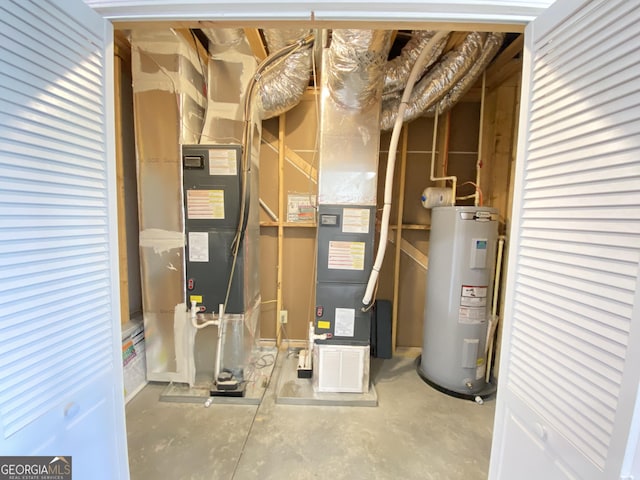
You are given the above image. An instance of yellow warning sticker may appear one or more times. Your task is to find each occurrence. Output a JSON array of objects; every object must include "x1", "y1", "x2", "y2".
[
  {"x1": 190, "y1": 295, "x2": 203, "y2": 303},
  {"x1": 317, "y1": 321, "x2": 330, "y2": 329}
]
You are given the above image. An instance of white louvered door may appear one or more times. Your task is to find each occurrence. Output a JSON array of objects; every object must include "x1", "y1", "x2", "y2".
[
  {"x1": 490, "y1": 0, "x2": 640, "y2": 479},
  {"x1": 0, "y1": 1, "x2": 129, "y2": 478}
]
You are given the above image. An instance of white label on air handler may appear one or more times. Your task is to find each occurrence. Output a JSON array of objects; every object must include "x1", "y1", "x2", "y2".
[
  {"x1": 342, "y1": 208, "x2": 370, "y2": 234},
  {"x1": 328, "y1": 241, "x2": 365, "y2": 271},
  {"x1": 334, "y1": 308, "x2": 355, "y2": 337},
  {"x1": 187, "y1": 189, "x2": 225, "y2": 220},
  {"x1": 208, "y1": 149, "x2": 237, "y2": 176},
  {"x1": 188, "y1": 232, "x2": 209, "y2": 262}
]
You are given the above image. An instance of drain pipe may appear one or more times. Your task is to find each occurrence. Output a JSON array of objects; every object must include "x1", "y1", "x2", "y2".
[
  {"x1": 189, "y1": 300, "x2": 226, "y2": 380},
  {"x1": 475, "y1": 71, "x2": 486, "y2": 206},
  {"x1": 214, "y1": 303, "x2": 225, "y2": 381},
  {"x1": 485, "y1": 236, "x2": 505, "y2": 382},
  {"x1": 362, "y1": 31, "x2": 448, "y2": 306},
  {"x1": 429, "y1": 108, "x2": 457, "y2": 202}
]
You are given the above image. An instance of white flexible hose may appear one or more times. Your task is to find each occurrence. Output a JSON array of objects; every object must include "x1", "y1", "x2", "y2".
[{"x1": 362, "y1": 31, "x2": 448, "y2": 306}]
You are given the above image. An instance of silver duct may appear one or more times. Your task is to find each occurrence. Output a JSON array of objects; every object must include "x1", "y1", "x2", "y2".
[
  {"x1": 327, "y1": 29, "x2": 393, "y2": 110},
  {"x1": 257, "y1": 29, "x2": 313, "y2": 119},
  {"x1": 198, "y1": 28, "x2": 257, "y2": 145},
  {"x1": 383, "y1": 30, "x2": 450, "y2": 96},
  {"x1": 424, "y1": 32, "x2": 505, "y2": 116},
  {"x1": 200, "y1": 28, "x2": 245, "y2": 52},
  {"x1": 380, "y1": 32, "x2": 486, "y2": 130}
]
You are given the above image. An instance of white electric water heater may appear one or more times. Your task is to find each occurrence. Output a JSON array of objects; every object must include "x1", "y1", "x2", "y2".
[{"x1": 419, "y1": 206, "x2": 498, "y2": 397}]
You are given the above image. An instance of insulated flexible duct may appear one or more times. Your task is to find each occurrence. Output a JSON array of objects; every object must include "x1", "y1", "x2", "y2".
[
  {"x1": 257, "y1": 29, "x2": 313, "y2": 119},
  {"x1": 425, "y1": 32, "x2": 505, "y2": 116},
  {"x1": 327, "y1": 29, "x2": 392, "y2": 110},
  {"x1": 380, "y1": 32, "x2": 485, "y2": 130},
  {"x1": 383, "y1": 30, "x2": 450, "y2": 96}
]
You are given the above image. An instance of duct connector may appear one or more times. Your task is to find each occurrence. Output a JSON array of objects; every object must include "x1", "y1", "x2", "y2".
[
  {"x1": 380, "y1": 32, "x2": 487, "y2": 130},
  {"x1": 256, "y1": 29, "x2": 314, "y2": 120},
  {"x1": 327, "y1": 29, "x2": 393, "y2": 110},
  {"x1": 382, "y1": 30, "x2": 450, "y2": 97},
  {"x1": 424, "y1": 32, "x2": 505, "y2": 116}
]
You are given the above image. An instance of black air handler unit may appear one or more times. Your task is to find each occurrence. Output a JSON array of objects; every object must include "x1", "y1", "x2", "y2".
[{"x1": 182, "y1": 144, "x2": 258, "y2": 315}]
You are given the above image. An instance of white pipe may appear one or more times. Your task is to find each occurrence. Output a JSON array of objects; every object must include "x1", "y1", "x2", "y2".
[
  {"x1": 190, "y1": 300, "x2": 219, "y2": 330},
  {"x1": 362, "y1": 31, "x2": 448, "y2": 306},
  {"x1": 429, "y1": 108, "x2": 457, "y2": 201},
  {"x1": 259, "y1": 198, "x2": 279, "y2": 222},
  {"x1": 492, "y1": 235, "x2": 505, "y2": 318},
  {"x1": 485, "y1": 235, "x2": 506, "y2": 382},
  {"x1": 475, "y1": 71, "x2": 486, "y2": 206},
  {"x1": 214, "y1": 303, "x2": 225, "y2": 380}
]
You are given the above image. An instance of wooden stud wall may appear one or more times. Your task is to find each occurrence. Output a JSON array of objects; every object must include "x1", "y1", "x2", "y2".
[
  {"x1": 114, "y1": 36, "x2": 130, "y2": 325},
  {"x1": 114, "y1": 32, "x2": 143, "y2": 325}
]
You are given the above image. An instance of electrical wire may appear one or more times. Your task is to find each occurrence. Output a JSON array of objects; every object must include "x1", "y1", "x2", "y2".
[
  {"x1": 254, "y1": 353, "x2": 275, "y2": 369},
  {"x1": 305, "y1": 42, "x2": 321, "y2": 333},
  {"x1": 230, "y1": 349, "x2": 279, "y2": 478},
  {"x1": 457, "y1": 181, "x2": 484, "y2": 206}
]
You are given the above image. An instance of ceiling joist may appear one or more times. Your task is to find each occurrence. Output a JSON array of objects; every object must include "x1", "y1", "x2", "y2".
[{"x1": 484, "y1": 34, "x2": 523, "y2": 90}]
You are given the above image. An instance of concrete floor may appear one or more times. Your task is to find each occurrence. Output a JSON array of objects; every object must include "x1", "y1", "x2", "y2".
[{"x1": 126, "y1": 350, "x2": 495, "y2": 480}]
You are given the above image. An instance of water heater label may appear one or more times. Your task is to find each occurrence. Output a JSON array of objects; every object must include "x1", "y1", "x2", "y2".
[
  {"x1": 461, "y1": 285, "x2": 487, "y2": 298},
  {"x1": 458, "y1": 306, "x2": 486, "y2": 325},
  {"x1": 187, "y1": 189, "x2": 225, "y2": 219},
  {"x1": 341, "y1": 208, "x2": 370, "y2": 234},
  {"x1": 208, "y1": 149, "x2": 237, "y2": 176},
  {"x1": 334, "y1": 308, "x2": 355, "y2": 337},
  {"x1": 461, "y1": 297, "x2": 487, "y2": 307},
  {"x1": 188, "y1": 232, "x2": 209, "y2": 262},
  {"x1": 328, "y1": 241, "x2": 365, "y2": 270},
  {"x1": 460, "y1": 285, "x2": 487, "y2": 322}
]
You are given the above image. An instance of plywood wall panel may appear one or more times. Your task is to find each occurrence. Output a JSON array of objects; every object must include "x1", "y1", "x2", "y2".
[
  {"x1": 259, "y1": 229, "x2": 278, "y2": 339},
  {"x1": 281, "y1": 229, "x2": 317, "y2": 340},
  {"x1": 396, "y1": 254, "x2": 427, "y2": 347},
  {"x1": 284, "y1": 96, "x2": 319, "y2": 152},
  {"x1": 449, "y1": 102, "x2": 481, "y2": 152},
  {"x1": 403, "y1": 152, "x2": 434, "y2": 225}
]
